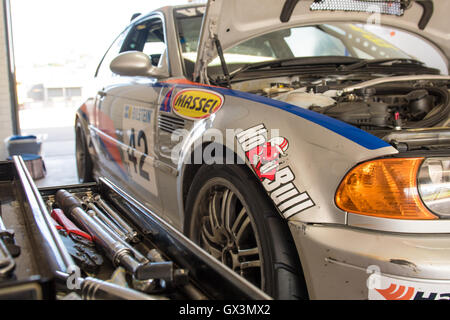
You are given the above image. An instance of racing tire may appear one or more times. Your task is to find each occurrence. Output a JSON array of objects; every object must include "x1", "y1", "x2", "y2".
[
  {"x1": 75, "y1": 119, "x2": 94, "y2": 183},
  {"x1": 185, "y1": 164, "x2": 308, "y2": 300}
]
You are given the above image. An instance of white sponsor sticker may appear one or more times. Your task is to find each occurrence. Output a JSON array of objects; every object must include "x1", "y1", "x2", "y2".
[
  {"x1": 122, "y1": 105, "x2": 158, "y2": 196},
  {"x1": 369, "y1": 273, "x2": 450, "y2": 300},
  {"x1": 236, "y1": 124, "x2": 314, "y2": 219}
]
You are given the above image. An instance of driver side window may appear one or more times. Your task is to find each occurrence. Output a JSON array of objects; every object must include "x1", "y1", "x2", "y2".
[
  {"x1": 96, "y1": 27, "x2": 130, "y2": 79},
  {"x1": 122, "y1": 17, "x2": 168, "y2": 69}
]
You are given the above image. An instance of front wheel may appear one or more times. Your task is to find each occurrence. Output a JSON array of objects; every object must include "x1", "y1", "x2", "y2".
[{"x1": 185, "y1": 164, "x2": 308, "y2": 300}]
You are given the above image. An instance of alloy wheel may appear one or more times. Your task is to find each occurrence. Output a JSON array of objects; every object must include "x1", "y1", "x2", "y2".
[{"x1": 195, "y1": 183, "x2": 264, "y2": 289}]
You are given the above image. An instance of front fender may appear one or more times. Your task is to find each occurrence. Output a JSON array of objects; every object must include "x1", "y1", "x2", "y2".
[{"x1": 176, "y1": 86, "x2": 398, "y2": 226}]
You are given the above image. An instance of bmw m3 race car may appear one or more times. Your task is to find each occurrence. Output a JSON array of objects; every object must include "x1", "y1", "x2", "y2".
[{"x1": 76, "y1": 0, "x2": 450, "y2": 300}]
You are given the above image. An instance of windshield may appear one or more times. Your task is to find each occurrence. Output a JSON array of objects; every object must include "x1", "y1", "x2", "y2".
[
  {"x1": 174, "y1": 7, "x2": 441, "y2": 78},
  {"x1": 228, "y1": 24, "x2": 412, "y2": 61}
]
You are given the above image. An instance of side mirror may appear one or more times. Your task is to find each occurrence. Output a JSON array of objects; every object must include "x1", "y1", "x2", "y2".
[{"x1": 110, "y1": 51, "x2": 169, "y2": 79}]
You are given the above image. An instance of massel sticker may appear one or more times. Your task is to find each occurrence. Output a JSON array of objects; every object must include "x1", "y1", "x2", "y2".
[{"x1": 172, "y1": 89, "x2": 224, "y2": 120}]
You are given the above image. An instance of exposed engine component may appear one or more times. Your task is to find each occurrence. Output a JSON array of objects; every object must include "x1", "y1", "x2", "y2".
[
  {"x1": 265, "y1": 78, "x2": 449, "y2": 131},
  {"x1": 407, "y1": 89, "x2": 435, "y2": 120},
  {"x1": 382, "y1": 128, "x2": 450, "y2": 152},
  {"x1": 318, "y1": 100, "x2": 391, "y2": 128},
  {"x1": 260, "y1": 77, "x2": 450, "y2": 151},
  {"x1": 311, "y1": 86, "x2": 450, "y2": 130},
  {"x1": 263, "y1": 82, "x2": 294, "y2": 96},
  {"x1": 277, "y1": 89, "x2": 336, "y2": 108}
]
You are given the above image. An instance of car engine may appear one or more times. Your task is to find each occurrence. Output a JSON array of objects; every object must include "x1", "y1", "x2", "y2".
[
  {"x1": 313, "y1": 86, "x2": 449, "y2": 131},
  {"x1": 237, "y1": 76, "x2": 450, "y2": 151}
]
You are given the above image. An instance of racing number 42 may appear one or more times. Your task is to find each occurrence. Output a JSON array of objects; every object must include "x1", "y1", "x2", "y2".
[{"x1": 127, "y1": 128, "x2": 150, "y2": 181}]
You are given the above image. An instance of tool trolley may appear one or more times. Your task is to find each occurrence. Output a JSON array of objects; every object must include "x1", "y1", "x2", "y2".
[{"x1": 0, "y1": 156, "x2": 270, "y2": 300}]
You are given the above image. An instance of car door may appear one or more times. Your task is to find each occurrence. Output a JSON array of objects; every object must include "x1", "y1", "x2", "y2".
[
  {"x1": 113, "y1": 16, "x2": 171, "y2": 214},
  {"x1": 89, "y1": 27, "x2": 131, "y2": 185},
  {"x1": 92, "y1": 16, "x2": 170, "y2": 215}
]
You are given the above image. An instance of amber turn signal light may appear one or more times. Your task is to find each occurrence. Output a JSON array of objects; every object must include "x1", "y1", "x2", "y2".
[{"x1": 336, "y1": 158, "x2": 438, "y2": 220}]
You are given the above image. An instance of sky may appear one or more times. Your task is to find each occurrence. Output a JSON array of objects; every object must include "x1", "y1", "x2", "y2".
[{"x1": 10, "y1": 0, "x2": 196, "y2": 69}]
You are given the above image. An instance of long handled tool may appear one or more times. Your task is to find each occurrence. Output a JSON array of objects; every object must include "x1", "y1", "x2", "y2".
[
  {"x1": 55, "y1": 190, "x2": 179, "y2": 284},
  {"x1": 56, "y1": 190, "x2": 171, "y2": 281},
  {"x1": 55, "y1": 271, "x2": 165, "y2": 300},
  {"x1": 93, "y1": 195, "x2": 139, "y2": 243},
  {"x1": 83, "y1": 199, "x2": 130, "y2": 243}
]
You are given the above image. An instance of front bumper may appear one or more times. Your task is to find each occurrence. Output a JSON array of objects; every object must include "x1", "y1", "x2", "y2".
[{"x1": 289, "y1": 221, "x2": 450, "y2": 300}]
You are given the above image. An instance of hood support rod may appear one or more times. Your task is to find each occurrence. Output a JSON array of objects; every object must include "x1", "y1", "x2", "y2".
[{"x1": 214, "y1": 35, "x2": 231, "y2": 88}]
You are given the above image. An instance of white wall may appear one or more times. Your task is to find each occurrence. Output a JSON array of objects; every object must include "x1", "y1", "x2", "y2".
[{"x1": 0, "y1": 0, "x2": 13, "y2": 160}]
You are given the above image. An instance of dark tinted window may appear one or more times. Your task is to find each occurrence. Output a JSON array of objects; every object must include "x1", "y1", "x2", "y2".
[
  {"x1": 122, "y1": 18, "x2": 166, "y2": 67},
  {"x1": 175, "y1": 7, "x2": 205, "y2": 78}
]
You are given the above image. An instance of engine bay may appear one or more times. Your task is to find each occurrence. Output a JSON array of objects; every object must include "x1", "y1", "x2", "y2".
[{"x1": 233, "y1": 75, "x2": 450, "y2": 151}]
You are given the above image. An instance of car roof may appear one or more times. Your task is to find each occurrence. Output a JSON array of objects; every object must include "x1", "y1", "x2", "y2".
[{"x1": 131, "y1": 4, "x2": 205, "y2": 24}]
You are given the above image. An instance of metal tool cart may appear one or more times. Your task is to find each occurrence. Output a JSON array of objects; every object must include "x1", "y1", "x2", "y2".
[{"x1": 0, "y1": 156, "x2": 270, "y2": 300}]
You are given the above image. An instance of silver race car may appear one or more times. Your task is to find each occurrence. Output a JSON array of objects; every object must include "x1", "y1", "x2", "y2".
[{"x1": 76, "y1": 0, "x2": 450, "y2": 300}]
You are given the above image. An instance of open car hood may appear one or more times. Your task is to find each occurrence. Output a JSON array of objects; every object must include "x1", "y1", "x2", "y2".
[{"x1": 194, "y1": 0, "x2": 449, "y2": 81}]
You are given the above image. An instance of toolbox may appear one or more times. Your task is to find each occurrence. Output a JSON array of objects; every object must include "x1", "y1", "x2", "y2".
[
  {"x1": 5, "y1": 135, "x2": 42, "y2": 157},
  {"x1": 0, "y1": 156, "x2": 270, "y2": 300}
]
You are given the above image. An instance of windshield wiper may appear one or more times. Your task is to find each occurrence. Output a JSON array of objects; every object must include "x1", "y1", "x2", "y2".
[
  {"x1": 229, "y1": 56, "x2": 361, "y2": 81},
  {"x1": 223, "y1": 57, "x2": 434, "y2": 86},
  {"x1": 338, "y1": 58, "x2": 425, "y2": 72}
]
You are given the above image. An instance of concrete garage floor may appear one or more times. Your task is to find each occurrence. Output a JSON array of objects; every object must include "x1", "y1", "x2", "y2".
[
  {"x1": 20, "y1": 106, "x2": 80, "y2": 188},
  {"x1": 38, "y1": 127, "x2": 78, "y2": 188},
  {"x1": 23, "y1": 126, "x2": 79, "y2": 188}
]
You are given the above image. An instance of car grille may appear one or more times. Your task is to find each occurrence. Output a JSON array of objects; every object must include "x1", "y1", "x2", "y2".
[{"x1": 158, "y1": 114, "x2": 186, "y2": 134}]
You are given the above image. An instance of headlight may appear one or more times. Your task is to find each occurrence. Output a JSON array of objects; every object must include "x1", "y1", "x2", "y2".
[
  {"x1": 418, "y1": 158, "x2": 450, "y2": 217},
  {"x1": 336, "y1": 158, "x2": 438, "y2": 220}
]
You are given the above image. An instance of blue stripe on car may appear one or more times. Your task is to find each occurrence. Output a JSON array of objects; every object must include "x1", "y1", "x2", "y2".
[{"x1": 157, "y1": 83, "x2": 391, "y2": 151}]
